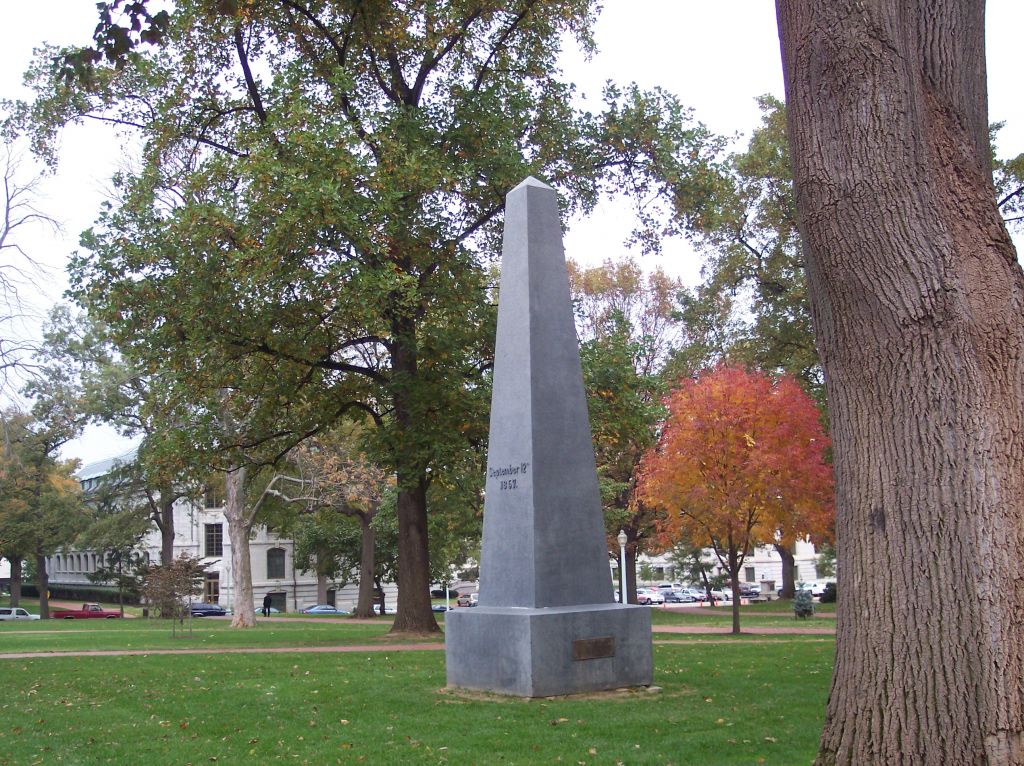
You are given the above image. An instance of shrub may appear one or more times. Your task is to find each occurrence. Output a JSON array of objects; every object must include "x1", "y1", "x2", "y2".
[
  {"x1": 820, "y1": 582, "x2": 837, "y2": 604},
  {"x1": 793, "y1": 589, "x2": 815, "y2": 618}
]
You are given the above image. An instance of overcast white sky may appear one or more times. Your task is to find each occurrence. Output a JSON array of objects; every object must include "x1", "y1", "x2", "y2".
[{"x1": 1, "y1": 2, "x2": 1022, "y2": 463}]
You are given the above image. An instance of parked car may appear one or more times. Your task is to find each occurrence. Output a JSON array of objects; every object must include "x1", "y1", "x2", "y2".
[
  {"x1": 0, "y1": 607, "x2": 40, "y2": 621},
  {"x1": 739, "y1": 583, "x2": 762, "y2": 598},
  {"x1": 456, "y1": 592, "x2": 478, "y2": 607},
  {"x1": 636, "y1": 588, "x2": 665, "y2": 605},
  {"x1": 663, "y1": 590, "x2": 694, "y2": 604},
  {"x1": 51, "y1": 603, "x2": 122, "y2": 619},
  {"x1": 431, "y1": 604, "x2": 451, "y2": 612},
  {"x1": 189, "y1": 602, "x2": 227, "y2": 617},
  {"x1": 301, "y1": 604, "x2": 348, "y2": 615},
  {"x1": 807, "y1": 580, "x2": 834, "y2": 597},
  {"x1": 708, "y1": 588, "x2": 731, "y2": 602},
  {"x1": 657, "y1": 582, "x2": 682, "y2": 590}
]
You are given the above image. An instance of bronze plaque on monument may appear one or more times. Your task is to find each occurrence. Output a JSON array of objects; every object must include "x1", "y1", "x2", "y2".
[{"x1": 572, "y1": 636, "x2": 616, "y2": 661}]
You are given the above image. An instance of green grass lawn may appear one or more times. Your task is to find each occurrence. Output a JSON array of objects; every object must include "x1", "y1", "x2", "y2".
[
  {"x1": 0, "y1": 603, "x2": 832, "y2": 655},
  {"x1": 0, "y1": 617, "x2": 433, "y2": 654},
  {"x1": 648, "y1": 602, "x2": 835, "y2": 630},
  {"x1": 0, "y1": 619, "x2": 832, "y2": 765}
]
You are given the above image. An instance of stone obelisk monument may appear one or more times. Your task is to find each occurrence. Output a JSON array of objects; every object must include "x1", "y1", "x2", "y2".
[{"x1": 445, "y1": 177, "x2": 653, "y2": 697}]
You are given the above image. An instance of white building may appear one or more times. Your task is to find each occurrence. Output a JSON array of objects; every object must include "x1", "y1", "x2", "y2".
[
  {"x1": 45, "y1": 453, "x2": 393, "y2": 613},
  {"x1": 637, "y1": 539, "x2": 827, "y2": 591}
]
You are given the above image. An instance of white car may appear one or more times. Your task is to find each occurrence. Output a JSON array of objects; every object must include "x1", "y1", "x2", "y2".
[
  {"x1": 0, "y1": 607, "x2": 40, "y2": 621},
  {"x1": 804, "y1": 581, "x2": 835, "y2": 597},
  {"x1": 636, "y1": 588, "x2": 665, "y2": 605}
]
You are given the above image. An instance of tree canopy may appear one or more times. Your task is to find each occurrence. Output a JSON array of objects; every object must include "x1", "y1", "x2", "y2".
[{"x1": 14, "y1": 0, "x2": 724, "y2": 632}]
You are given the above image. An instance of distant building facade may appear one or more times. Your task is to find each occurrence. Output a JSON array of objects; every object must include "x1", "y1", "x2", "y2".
[
  {"x1": 636, "y1": 539, "x2": 826, "y2": 591},
  {"x1": 44, "y1": 451, "x2": 394, "y2": 613}
]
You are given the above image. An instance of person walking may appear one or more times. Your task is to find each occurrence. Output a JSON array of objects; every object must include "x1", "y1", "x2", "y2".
[{"x1": 262, "y1": 593, "x2": 272, "y2": 618}]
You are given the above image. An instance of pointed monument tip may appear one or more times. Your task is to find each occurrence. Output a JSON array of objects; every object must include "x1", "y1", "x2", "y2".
[{"x1": 511, "y1": 176, "x2": 553, "y2": 193}]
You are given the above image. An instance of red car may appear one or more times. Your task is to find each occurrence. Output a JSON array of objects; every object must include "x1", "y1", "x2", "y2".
[{"x1": 51, "y1": 603, "x2": 122, "y2": 619}]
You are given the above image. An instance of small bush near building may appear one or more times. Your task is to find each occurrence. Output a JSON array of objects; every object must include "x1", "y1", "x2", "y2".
[
  {"x1": 793, "y1": 589, "x2": 815, "y2": 619},
  {"x1": 819, "y1": 582, "x2": 837, "y2": 603}
]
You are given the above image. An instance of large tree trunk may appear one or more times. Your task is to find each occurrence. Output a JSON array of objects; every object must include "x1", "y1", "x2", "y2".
[
  {"x1": 35, "y1": 553, "x2": 49, "y2": 619},
  {"x1": 388, "y1": 323, "x2": 440, "y2": 635},
  {"x1": 9, "y1": 556, "x2": 22, "y2": 607},
  {"x1": 316, "y1": 573, "x2": 328, "y2": 605},
  {"x1": 156, "y1": 488, "x2": 176, "y2": 565},
  {"x1": 390, "y1": 478, "x2": 439, "y2": 634},
  {"x1": 774, "y1": 543, "x2": 796, "y2": 599},
  {"x1": 224, "y1": 467, "x2": 257, "y2": 628},
  {"x1": 353, "y1": 514, "x2": 377, "y2": 618},
  {"x1": 777, "y1": 2, "x2": 1024, "y2": 763},
  {"x1": 727, "y1": 543, "x2": 740, "y2": 635}
]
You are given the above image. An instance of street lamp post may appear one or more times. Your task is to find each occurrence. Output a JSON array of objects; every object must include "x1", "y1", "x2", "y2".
[{"x1": 617, "y1": 530, "x2": 628, "y2": 605}]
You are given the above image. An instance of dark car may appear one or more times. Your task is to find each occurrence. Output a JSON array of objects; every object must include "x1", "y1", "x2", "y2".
[
  {"x1": 189, "y1": 602, "x2": 227, "y2": 617},
  {"x1": 663, "y1": 590, "x2": 694, "y2": 603},
  {"x1": 431, "y1": 604, "x2": 451, "y2": 612},
  {"x1": 301, "y1": 604, "x2": 349, "y2": 615}
]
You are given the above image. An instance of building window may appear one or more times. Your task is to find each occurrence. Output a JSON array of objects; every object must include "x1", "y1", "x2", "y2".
[
  {"x1": 204, "y1": 484, "x2": 225, "y2": 509},
  {"x1": 204, "y1": 572, "x2": 220, "y2": 604},
  {"x1": 744, "y1": 567, "x2": 755, "y2": 583},
  {"x1": 205, "y1": 524, "x2": 223, "y2": 557},
  {"x1": 267, "y1": 548, "x2": 286, "y2": 579},
  {"x1": 268, "y1": 591, "x2": 287, "y2": 612}
]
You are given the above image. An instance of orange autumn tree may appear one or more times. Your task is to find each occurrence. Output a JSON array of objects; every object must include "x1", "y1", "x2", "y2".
[{"x1": 640, "y1": 364, "x2": 833, "y2": 633}]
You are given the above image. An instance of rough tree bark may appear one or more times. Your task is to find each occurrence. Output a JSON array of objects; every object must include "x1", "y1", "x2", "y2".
[
  {"x1": 154, "y1": 487, "x2": 176, "y2": 566},
  {"x1": 773, "y1": 543, "x2": 796, "y2": 599},
  {"x1": 387, "y1": 319, "x2": 440, "y2": 635},
  {"x1": 224, "y1": 466, "x2": 257, "y2": 629},
  {"x1": 777, "y1": 1, "x2": 1024, "y2": 763},
  {"x1": 726, "y1": 542, "x2": 741, "y2": 635},
  {"x1": 353, "y1": 515, "x2": 377, "y2": 619},
  {"x1": 35, "y1": 552, "x2": 49, "y2": 619},
  {"x1": 9, "y1": 556, "x2": 21, "y2": 607},
  {"x1": 390, "y1": 478, "x2": 439, "y2": 634}
]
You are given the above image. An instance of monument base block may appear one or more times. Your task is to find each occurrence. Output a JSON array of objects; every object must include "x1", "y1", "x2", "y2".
[{"x1": 445, "y1": 603, "x2": 653, "y2": 697}]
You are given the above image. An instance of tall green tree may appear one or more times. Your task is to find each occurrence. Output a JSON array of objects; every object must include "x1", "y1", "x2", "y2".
[
  {"x1": 0, "y1": 410, "x2": 87, "y2": 618},
  {"x1": 678, "y1": 95, "x2": 822, "y2": 399},
  {"x1": 287, "y1": 428, "x2": 393, "y2": 618},
  {"x1": 992, "y1": 122, "x2": 1024, "y2": 233},
  {"x1": 571, "y1": 259, "x2": 685, "y2": 603},
  {"x1": 17, "y1": 1, "x2": 721, "y2": 633}
]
